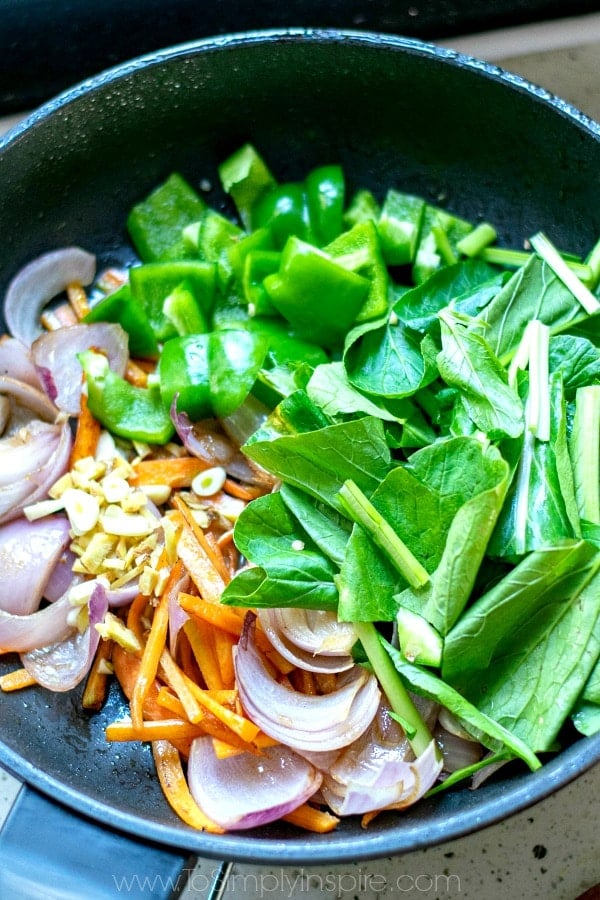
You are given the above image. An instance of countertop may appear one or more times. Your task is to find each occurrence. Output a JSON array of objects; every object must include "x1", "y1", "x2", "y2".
[{"x1": 1, "y1": 15, "x2": 599, "y2": 900}]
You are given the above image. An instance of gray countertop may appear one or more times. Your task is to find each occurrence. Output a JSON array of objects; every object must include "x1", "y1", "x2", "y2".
[{"x1": 1, "y1": 16, "x2": 599, "y2": 899}]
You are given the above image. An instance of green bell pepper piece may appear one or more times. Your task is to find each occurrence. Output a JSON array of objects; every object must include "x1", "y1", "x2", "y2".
[
  {"x1": 162, "y1": 279, "x2": 209, "y2": 336},
  {"x1": 343, "y1": 189, "x2": 381, "y2": 229},
  {"x1": 218, "y1": 144, "x2": 276, "y2": 230},
  {"x1": 83, "y1": 284, "x2": 158, "y2": 359},
  {"x1": 325, "y1": 220, "x2": 389, "y2": 321},
  {"x1": 264, "y1": 237, "x2": 370, "y2": 347},
  {"x1": 129, "y1": 261, "x2": 216, "y2": 341},
  {"x1": 79, "y1": 350, "x2": 174, "y2": 444},
  {"x1": 242, "y1": 250, "x2": 281, "y2": 316},
  {"x1": 195, "y1": 208, "x2": 244, "y2": 290},
  {"x1": 228, "y1": 226, "x2": 275, "y2": 282},
  {"x1": 241, "y1": 317, "x2": 329, "y2": 369},
  {"x1": 158, "y1": 334, "x2": 211, "y2": 420},
  {"x1": 159, "y1": 329, "x2": 270, "y2": 420},
  {"x1": 377, "y1": 190, "x2": 426, "y2": 266},
  {"x1": 252, "y1": 182, "x2": 315, "y2": 249},
  {"x1": 127, "y1": 173, "x2": 207, "y2": 262},
  {"x1": 304, "y1": 164, "x2": 345, "y2": 246}
]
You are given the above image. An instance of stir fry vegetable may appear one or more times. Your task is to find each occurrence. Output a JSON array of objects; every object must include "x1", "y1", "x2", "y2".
[{"x1": 1, "y1": 143, "x2": 600, "y2": 833}]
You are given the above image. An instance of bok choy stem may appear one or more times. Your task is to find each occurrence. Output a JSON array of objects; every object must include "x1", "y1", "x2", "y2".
[
  {"x1": 337, "y1": 479, "x2": 429, "y2": 589},
  {"x1": 570, "y1": 385, "x2": 600, "y2": 525},
  {"x1": 530, "y1": 231, "x2": 600, "y2": 313},
  {"x1": 354, "y1": 621, "x2": 435, "y2": 758}
]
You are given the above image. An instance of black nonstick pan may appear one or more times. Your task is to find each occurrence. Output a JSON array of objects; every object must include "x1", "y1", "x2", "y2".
[{"x1": 0, "y1": 29, "x2": 599, "y2": 898}]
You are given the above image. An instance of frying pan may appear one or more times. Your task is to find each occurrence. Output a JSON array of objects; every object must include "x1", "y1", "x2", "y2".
[{"x1": 1, "y1": 29, "x2": 600, "y2": 897}]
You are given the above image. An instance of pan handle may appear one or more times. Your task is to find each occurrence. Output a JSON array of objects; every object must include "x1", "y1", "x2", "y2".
[{"x1": 0, "y1": 783, "x2": 198, "y2": 899}]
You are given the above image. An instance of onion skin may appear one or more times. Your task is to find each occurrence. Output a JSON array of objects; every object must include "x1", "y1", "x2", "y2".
[
  {"x1": 188, "y1": 736, "x2": 322, "y2": 830},
  {"x1": 257, "y1": 607, "x2": 356, "y2": 673},
  {"x1": 4, "y1": 247, "x2": 96, "y2": 346},
  {"x1": 234, "y1": 613, "x2": 380, "y2": 752}
]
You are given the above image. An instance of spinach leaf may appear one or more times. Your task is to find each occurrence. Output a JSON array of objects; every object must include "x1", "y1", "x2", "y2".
[
  {"x1": 343, "y1": 316, "x2": 439, "y2": 399},
  {"x1": 437, "y1": 310, "x2": 524, "y2": 440},
  {"x1": 244, "y1": 413, "x2": 392, "y2": 509},
  {"x1": 382, "y1": 637, "x2": 540, "y2": 770},
  {"x1": 475, "y1": 255, "x2": 592, "y2": 364},
  {"x1": 549, "y1": 334, "x2": 600, "y2": 400},
  {"x1": 572, "y1": 656, "x2": 600, "y2": 736},
  {"x1": 489, "y1": 372, "x2": 580, "y2": 557},
  {"x1": 279, "y1": 483, "x2": 351, "y2": 568},
  {"x1": 306, "y1": 361, "x2": 403, "y2": 421},
  {"x1": 223, "y1": 492, "x2": 339, "y2": 610},
  {"x1": 443, "y1": 541, "x2": 600, "y2": 751}
]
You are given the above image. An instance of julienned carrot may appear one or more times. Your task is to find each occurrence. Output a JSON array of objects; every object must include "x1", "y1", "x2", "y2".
[
  {"x1": 125, "y1": 359, "x2": 150, "y2": 388},
  {"x1": 183, "y1": 618, "x2": 224, "y2": 691},
  {"x1": 82, "y1": 638, "x2": 113, "y2": 710},
  {"x1": 126, "y1": 593, "x2": 150, "y2": 646},
  {"x1": 106, "y1": 718, "x2": 205, "y2": 742},
  {"x1": 66, "y1": 281, "x2": 91, "y2": 319},
  {"x1": 223, "y1": 478, "x2": 266, "y2": 501},
  {"x1": 69, "y1": 391, "x2": 102, "y2": 467},
  {"x1": 185, "y1": 677, "x2": 260, "y2": 744},
  {"x1": 172, "y1": 495, "x2": 230, "y2": 586},
  {"x1": 212, "y1": 628, "x2": 236, "y2": 689},
  {"x1": 159, "y1": 647, "x2": 205, "y2": 724},
  {"x1": 130, "y1": 457, "x2": 207, "y2": 488},
  {"x1": 282, "y1": 804, "x2": 340, "y2": 833},
  {"x1": 130, "y1": 559, "x2": 185, "y2": 729},
  {"x1": 154, "y1": 687, "x2": 259, "y2": 751},
  {"x1": 179, "y1": 591, "x2": 246, "y2": 638},
  {"x1": 0, "y1": 668, "x2": 37, "y2": 691},
  {"x1": 152, "y1": 739, "x2": 225, "y2": 834}
]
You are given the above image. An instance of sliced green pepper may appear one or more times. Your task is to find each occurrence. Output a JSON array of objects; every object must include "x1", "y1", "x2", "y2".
[
  {"x1": 377, "y1": 190, "x2": 426, "y2": 266},
  {"x1": 343, "y1": 189, "x2": 381, "y2": 229},
  {"x1": 127, "y1": 173, "x2": 207, "y2": 262},
  {"x1": 83, "y1": 284, "x2": 158, "y2": 359},
  {"x1": 162, "y1": 279, "x2": 209, "y2": 336},
  {"x1": 194, "y1": 208, "x2": 244, "y2": 290},
  {"x1": 325, "y1": 220, "x2": 389, "y2": 322},
  {"x1": 228, "y1": 226, "x2": 275, "y2": 282},
  {"x1": 252, "y1": 182, "x2": 315, "y2": 249},
  {"x1": 79, "y1": 350, "x2": 174, "y2": 444},
  {"x1": 242, "y1": 250, "x2": 281, "y2": 316},
  {"x1": 218, "y1": 144, "x2": 276, "y2": 230},
  {"x1": 264, "y1": 237, "x2": 370, "y2": 347},
  {"x1": 304, "y1": 164, "x2": 345, "y2": 246},
  {"x1": 129, "y1": 260, "x2": 216, "y2": 341},
  {"x1": 159, "y1": 329, "x2": 269, "y2": 420}
]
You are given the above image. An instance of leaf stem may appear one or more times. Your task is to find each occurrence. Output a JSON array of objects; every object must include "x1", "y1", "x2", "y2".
[
  {"x1": 337, "y1": 479, "x2": 429, "y2": 588},
  {"x1": 355, "y1": 621, "x2": 434, "y2": 757},
  {"x1": 570, "y1": 385, "x2": 600, "y2": 524},
  {"x1": 530, "y1": 231, "x2": 600, "y2": 314}
]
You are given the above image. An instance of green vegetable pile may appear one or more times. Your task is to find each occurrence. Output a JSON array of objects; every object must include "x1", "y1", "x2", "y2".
[{"x1": 84, "y1": 143, "x2": 600, "y2": 787}]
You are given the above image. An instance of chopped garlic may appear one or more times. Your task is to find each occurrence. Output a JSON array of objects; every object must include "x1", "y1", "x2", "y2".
[
  {"x1": 95, "y1": 612, "x2": 141, "y2": 653},
  {"x1": 100, "y1": 506, "x2": 157, "y2": 537},
  {"x1": 63, "y1": 487, "x2": 101, "y2": 536},
  {"x1": 22, "y1": 497, "x2": 66, "y2": 521},
  {"x1": 139, "y1": 483, "x2": 172, "y2": 505},
  {"x1": 101, "y1": 474, "x2": 130, "y2": 503}
]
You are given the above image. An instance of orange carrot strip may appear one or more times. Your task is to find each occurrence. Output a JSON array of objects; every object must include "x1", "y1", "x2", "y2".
[
  {"x1": 212, "y1": 628, "x2": 236, "y2": 689},
  {"x1": 126, "y1": 593, "x2": 150, "y2": 647},
  {"x1": 0, "y1": 668, "x2": 37, "y2": 691},
  {"x1": 159, "y1": 648, "x2": 205, "y2": 724},
  {"x1": 184, "y1": 679, "x2": 260, "y2": 743},
  {"x1": 223, "y1": 478, "x2": 266, "y2": 501},
  {"x1": 69, "y1": 391, "x2": 102, "y2": 467},
  {"x1": 130, "y1": 559, "x2": 184, "y2": 728},
  {"x1": 179, "y1": 592, "x2": 246, "y2": 638},
  {"x1": 152, "y1": 739, "x2": 225, "y2": 833},
  {"x1": 66, "y1": 281, "x2": 91, "y2": 319},
  {"x1": 156, "y1": 687, "x2": 188, "y2": 719},
  {"x1": 172, "y1": 494, "x2": 230, "y2": 586},
  {"x1": 183, "y1": 618, "x2": 224, "y2": 691},
  {"x1": 106, "y1": 718, "x2": 205, "y2": 742},
  {"x1": 282, "y1": 804, "x2": 340, "y2": 833},
  {"x1": 131, "y1": 457, "x2": 207, "y2": 488},
  {"x1": 125, "y1": 359, "x2": 149, "y2": 388},
  {"x1": 82, "y1": 638, "x2": 113, "y2": 710}
]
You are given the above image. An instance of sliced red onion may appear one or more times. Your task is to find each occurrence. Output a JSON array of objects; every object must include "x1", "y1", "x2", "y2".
[
  {"x1": 0, "y1": 594, "x2": 74, "y2": 653},
  {"x1": 234, "y1": 613, "x2": 380, "y2": 752},
  {"x1": 43, "y1": 551, "x2": 81, "y2": 602},
  {"x1": 0, "y1": 376, "x2": 59, "y2": 422},
  {"x1": 107, "y1": 581, "x2": 142, "y2": 608},
  {"x1": 4, "y1": 247, "x2": 96, "y2": 346},
  {"x1": 21, "y1": 581, "x2": 109, "y2": 691},
  {"x1": 257, "y1": 608, "x2": 356, "y2": 673},
  {"x1": 32, "y1": 322, "x2": 129, "y2": 415},
  {"x1": 171, "y1": 403, "x2": 275, "y2": 488},
  {"x1": 471, "y1": 753, "x2": 511, "y2": 789},
  {"x1": 0, "y1": 336, "x2": 42, "y2": 388},
  {"x1": 188, "y1": 736, "x2": 322, "y2": 830},
  {"x1": 434, "y1": 724, "x2": 483, "y2": 774},
  {"x1": 220, "y1": 393, "x2": 269, "y2": 446},
  {"x1": 0, "y1": 418, "x2": 72, "y2": 524},
  {"x1": 0, "y1": 515, "x2": 70, "y2": 615},
  {"x1": 321, "y1": 735, "x2": 442, "y2": 816}
]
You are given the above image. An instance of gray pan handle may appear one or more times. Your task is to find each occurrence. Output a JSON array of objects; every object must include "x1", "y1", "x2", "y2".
[{"x1": 0, "y1": 783, "x2": 200, "y2": 899}]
